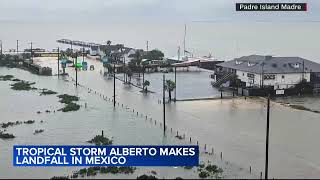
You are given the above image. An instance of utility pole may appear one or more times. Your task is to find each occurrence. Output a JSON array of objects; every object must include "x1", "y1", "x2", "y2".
[
  {"x1": 142, "y1": 66, "x2": 145, "y2": 90},
  {"x1": 75, "y1": 52, "x2": 78, "y2": 87},
  {"x1": 174, "y1": 66, "x2": 177, "y2": 102},
  {"x1": 178, "y1": 46, "x2": 180, "y2": 61},
  {"x1": 183, "y1": 24, "x2": 187, "y2": 56},
  {"x1": 123, "y1": 56, "x2": 126, "y2": 83},
  {"x1": 265, "y1": 95, "x2": 271, "y2": 180},
  {"x1": 0, "y1": 40, "x2": 3, "y2": 56},
  {"x1": 120, "y1": 47, "x2": 125, "y2": 83},
  {"x1": 163, "y1": 74, "x2": 166, "y2": 133},
  {"x1": 57, "y1": 47, "x2": 60, "y2": 77},
  {"x1": 16, "y1": 40, "x2": 19, "y2": 54},
  {"x1": 113, "y1": 62, "x2": 116, "y2": 107},
  {"x1": 146, "y1": 41, "x2": 149, "y2": 52},
  {"x1": 30, "y1": 42, "x2": 33, "y2": 61},
  {"x1": 71, "y1": 42, "x2": 73, "y2": 65},
  {"x1": 82, "y1": 46, "x2": 85, "y2": 62},
  {"x1": 302, "y1": 59, "x2": 305, "y2": 80},
  {"x1": 261, "y1": 63, "x2": 265, "y2": 88}
]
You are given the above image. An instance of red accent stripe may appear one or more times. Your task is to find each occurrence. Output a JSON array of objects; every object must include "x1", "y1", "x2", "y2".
[{"x1": 304, "y1": 3, "x2": 308, "y2": 11}]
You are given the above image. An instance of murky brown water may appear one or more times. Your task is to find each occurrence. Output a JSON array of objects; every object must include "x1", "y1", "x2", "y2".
[
  {"x1": 1, "y1": 57, "x2": 320, "y2": 178},
  {"x1": 0, "y1": 66, "x2": 256, "y2": 179}
]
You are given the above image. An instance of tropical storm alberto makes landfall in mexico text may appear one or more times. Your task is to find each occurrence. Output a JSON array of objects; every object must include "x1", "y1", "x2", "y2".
[{"x1": 237, "y1": 3, "x2": 307, "y2": 11}]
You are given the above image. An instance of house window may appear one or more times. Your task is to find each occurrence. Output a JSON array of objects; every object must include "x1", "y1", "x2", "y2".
[
  {"x1": 243, "y1": 73, "x2": 245, "y2": 76},
  {"x1": 248, "y1": 62, "x2": 257, "y2": 67},
  {"x1": 282, "y1": 75, "x2": 285, "y2": 79},
  {"x1": 247, "y1": 73, "x2": 255, "y2": 78},
  {"x1": 235, "y1": 60, "x2": 243, "y2": 65},
  {"x1": 291, "y1": 63, "x2": 300, "y2": 69}
]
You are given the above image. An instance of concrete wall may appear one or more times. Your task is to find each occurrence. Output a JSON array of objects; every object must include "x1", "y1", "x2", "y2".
[
  {"x1": 236, "y1": 70, "x2": 261, "y2": 87},
  {"x1": 236, "y1": 70, "x2": 310, "y2": 89}
]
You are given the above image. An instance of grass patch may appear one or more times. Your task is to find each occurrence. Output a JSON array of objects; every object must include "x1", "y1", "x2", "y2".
[
  {"x1": 74, "y1": 166, "x2": 136, "y2": 178},
  {"x1": 59, "y1": 102, "x2": 80, "y2": 112},
  {"x1": 100, "y1": 167, "x2": 136, "y2": 174},
  {"x1": 205, "y1": 164, "x2": 223, "y2": 174},
  {"x1": 87, "y1": 135, "x2": 113, "y2": 146},
  {"x1": 24, "y1": 120, "x2": 35, "y2": 124},
  {"x1": 12, "y1": 78, "x2": 21, "y2": 82},
  {"x1": 1, "y1": 121, "x2": 22, "y2": 128},
  {"x1": 50, "y1": 176, "x2": 69, "y2": 180},
  {"x1": 1, "y1": 120, "x2": 35, "y2": 129},
  {"x1": 57, "y1": 94, "x2": 80, "y2": 112},
  {"x1": 0, "y1": 75, "x2": 14, "y2": 81},
  {"x1": 289, "y1": 104, "x2": 320, "y2": 113},
  {"x1": 0, "y1": 132, "x2": 15, "y2": 139},
  {"x1": 198, "y1": 171, "x2": 210, "y2": 179},
  {"x1": 34, "y1": 129, "x2": 44, "y2": 135},
  {"x1": 197, "y1": 163, "x2": 223, "y2": 179},
  {"x1": 184, "y1": 166, "x2": 193, "y2": 170},
  {"x1": 175, "y1": 135, "x2": 184, "y2": 140},
  {"x1": 289, "y1": 104, "x2": 310, "y2": 111},
  {"x1": 40, "y1": 89, "x2": 57, "y2": 95},
  {"x1": 57, "y1": 94, "x2": 79, "y2": 104},
  {"x1": 11, "y1": 81, "x2": 36, "y2": 91},
  {"x1": 137, "y1": 174, "x2": 158, "y2": 179}
]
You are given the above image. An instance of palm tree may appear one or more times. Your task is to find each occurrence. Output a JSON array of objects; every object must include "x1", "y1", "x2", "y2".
[
  {"x1": 164, "y1": 80, "x2": 176, "y2": 102},
  {"x1": 66, "y1": 48, "x2": 73, "y2": 57},
  {"x1": 143, "y1": 80, "x2": 150, "y2": 92}
]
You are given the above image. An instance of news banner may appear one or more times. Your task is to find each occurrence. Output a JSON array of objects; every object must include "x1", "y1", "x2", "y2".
[{"x1": 13, "y1": 145, "x2": 199, "y2": 166}]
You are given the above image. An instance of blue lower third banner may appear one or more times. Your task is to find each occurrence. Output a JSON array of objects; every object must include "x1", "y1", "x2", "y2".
[{"x1": 13, "y1": 145, "x2": 199, "y2": 166}]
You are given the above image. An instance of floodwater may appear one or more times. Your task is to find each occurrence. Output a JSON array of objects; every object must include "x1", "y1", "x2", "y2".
[
  {"x1": 1, "y1": 57, "x2": 320, "y2": 179},
  {"x1": 274, "y1": 95, "x2": 320, "y2": 112},
  {"x1": 0, "y1": 65, "x2": 255, "y2": 179},
  {"x1": 123, "y1": 68, "x2": 231, "y2": 100}
]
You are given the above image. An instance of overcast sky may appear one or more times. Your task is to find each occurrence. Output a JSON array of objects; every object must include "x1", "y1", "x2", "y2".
[{"x1": 0, "y1": 0, "x2": 319, "y2": 23}]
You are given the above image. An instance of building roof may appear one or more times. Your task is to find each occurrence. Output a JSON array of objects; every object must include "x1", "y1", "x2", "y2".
[
  {"x1": 97, "y1": 44, "x2": 134, "y2": 55},
  {"x1": 217, "y1": 55, "x2": 320, "y2": 74},
  {"x1": 172, "y1": 57, "x2": 219, "y2": 67}
]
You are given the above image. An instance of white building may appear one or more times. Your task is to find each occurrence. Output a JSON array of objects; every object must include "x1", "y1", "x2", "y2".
[
  {"x1": 216, "y1": 55, "x2": 320, "y2": 90},
  {"x1": 89, "y1": 45, "x2": 136, "y2": 64}
]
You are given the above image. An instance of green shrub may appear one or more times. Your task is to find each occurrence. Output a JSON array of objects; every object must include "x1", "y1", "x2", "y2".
[
  {"x1": 87, "y1": 135, "x2": 113, "y2": 146},
  {"x1": 60, "y1": 103, "x2": 80, "y2": 112},
  {"x1": 137, "y1": 174, "x2": 158, "y2": 179},
  {"x1": 57, "y1": 94, "x2": 79, "y2": 104}
]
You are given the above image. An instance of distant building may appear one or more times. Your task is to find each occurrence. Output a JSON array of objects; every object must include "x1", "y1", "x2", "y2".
[
  {"x1": 172, "y1": 56, "x2": 223, "y2": 70},
  {"x1": 89, "y1": 44, "x2": 136, "y2": 64},
  {"x1": 215, "y1": 55, "x2": 320, "y2": 91},
  {"x1": 90, "y1": 46, "x2": 99, "y2": 56},
  {"x1": 24, "y1": 48, "x2": 45, "y2": 53}
]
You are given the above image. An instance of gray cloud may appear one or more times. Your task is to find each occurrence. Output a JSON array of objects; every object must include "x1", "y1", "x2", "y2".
[{"x1": 0, "y1": 0, "x2": 319, "y2": 23}]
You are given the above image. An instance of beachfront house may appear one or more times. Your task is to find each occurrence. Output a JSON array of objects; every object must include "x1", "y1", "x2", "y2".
[{"x1": 214, "y1": 55, "x2": 320, "y2": 95}]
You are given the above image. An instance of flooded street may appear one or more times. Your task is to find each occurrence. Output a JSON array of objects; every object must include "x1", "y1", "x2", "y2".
[
  {"x1": 1, "y1": 0, "x2": 320, "y2": 178},
  {"x1": 0, "y1": 66, "x2": 255, "y2": 179},
  {"x1": 1, "y1": 57, "x2": 320, "y2": 179}
]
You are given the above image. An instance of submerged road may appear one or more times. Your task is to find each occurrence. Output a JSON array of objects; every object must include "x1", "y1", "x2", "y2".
[{"x1": 34, "y1": 57, "x2": 320, "y2": 178}]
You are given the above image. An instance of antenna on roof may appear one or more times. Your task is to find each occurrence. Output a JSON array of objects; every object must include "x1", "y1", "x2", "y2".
[{"x1": 183, "y1": 24, "x2": 187, "y2": 56}]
